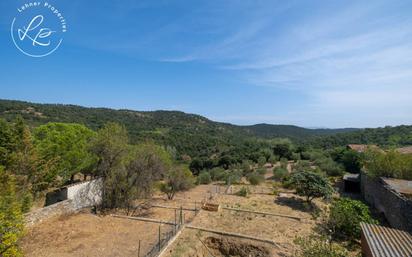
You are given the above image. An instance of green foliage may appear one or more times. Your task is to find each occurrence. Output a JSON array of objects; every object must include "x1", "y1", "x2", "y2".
[
  {"x1": 256, "y1": 167, "x2": 266, "y2": 176},
  {"x1": 270, "y1": 138, "x2": 293, "y2": 159},
  {"x1": 0, "y1": 167, "x2": 24, "y2": 257},
  {"x1": 316, "y1": 158, "x2": 344, "y2": 177},
  {"x1": 268, "y1": 155, "x2": 279, "y2": 164},
  {"x1": 363, "y1": 149, "x2": 412, "y2": 180},
  {"x1": 293, "y1": 160, "x2": 312, "y2": 172},
  {"x1": 209, "y1": 167, "x2": 227, "y2": 181},
  {"x1": 246, "y1": 172, "x2": 264, "y2": 185},
  {"x1": 273, "y1": 167, "x2": 288, "y2": 180},
  {"x1": 160, "y1": 166, "x2": 194, "y2": 200},
  {"x1": 328, "y1": 198, "x2": 377, "y2": 239},
  {"x1": 257, "y1": 156, "x2": 266, "y2": 167},
  {"x1": 34, "y1": 122, "x2": 97, "y2": 183},
  {"x1": 225, "y1": 170, "x2": 242, "y2": 185},
  {"x1": 197, "y1": 171, "x2": 212, "y2": 185},
  {"x1": 235, "y1": 186, "x2": 249, "y2": 197},
  {"x1": 290, "y1": 171, "x2": 333, "y2": 203},
  {"x1": 295, "y1": 235, "x2": 348, "y2": 257}
]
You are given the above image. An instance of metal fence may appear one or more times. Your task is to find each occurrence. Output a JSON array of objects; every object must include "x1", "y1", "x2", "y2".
[{"x1": 143, "y1": 224, "x2": 181, "y2": 257}]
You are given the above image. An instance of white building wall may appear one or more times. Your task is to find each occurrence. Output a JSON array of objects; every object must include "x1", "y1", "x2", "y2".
[{"x1": 66, "y1": 178, "x2": 103, "y2": 209}]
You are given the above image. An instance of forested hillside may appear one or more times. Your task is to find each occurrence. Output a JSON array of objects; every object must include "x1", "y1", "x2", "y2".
[{"x1": 0, "y1": 99, "x2": 411, "y2": 158}]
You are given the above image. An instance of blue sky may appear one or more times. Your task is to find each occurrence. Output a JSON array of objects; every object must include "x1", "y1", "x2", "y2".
[{"x1": 1, "y1": 0, "x2": 412, "y2": 128}]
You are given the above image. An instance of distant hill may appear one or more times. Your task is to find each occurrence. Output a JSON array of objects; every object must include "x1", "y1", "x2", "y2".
[
  {"x1": 0, "y1": 99, "x2": 410, "y2": 156},
  {"x1": 243, "y1": 123, "x2": 358, "y2": 139}
]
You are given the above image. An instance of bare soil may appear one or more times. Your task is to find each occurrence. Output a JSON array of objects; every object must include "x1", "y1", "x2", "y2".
[{"x1": 21, "y1": 185, "x2": 219, "y2": 257}]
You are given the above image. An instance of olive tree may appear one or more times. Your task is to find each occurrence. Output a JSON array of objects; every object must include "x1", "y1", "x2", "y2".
[{"x1": 289, "y1": 171, "x2": 333, "y2": 203}]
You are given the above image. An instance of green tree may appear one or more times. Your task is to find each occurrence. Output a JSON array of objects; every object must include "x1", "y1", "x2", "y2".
[
  {"x1": 197, "y1": 171, "x2": 212, "y2": 185},
  {"x1": 34, "y1": 123, "x2": 97, "y2": 183},
  {"x1": 290, "y1": 171, "x2": 333, "y2": 203},
  {"x1": 160, "y1": 166, "x2": 194, "y2": 200},
  {"x1": 257, "y1": 156, "x2": 266, "y2": 167},
  {"x1": 363, "y1": 149, "x2": 412, "y2": 180},
  {"x1": 0, "y1": 167, "x2": 24, "y2": 257}
]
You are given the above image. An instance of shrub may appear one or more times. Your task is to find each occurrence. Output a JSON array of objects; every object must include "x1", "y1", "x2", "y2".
[
  {"x1": 225, "y1": 170, "x2": 242, "y2": 185},
  {"x1": 246, "y1": 172, "x2": 264, "y2": 185},
  {"x1": 289, "y1": 171, "x2": 333, "y2": 203},
  {"x1": 160, "y1": 167, "x2": 195, "y2": 200},
  {"x1": 328, "y1": 198, "x2": 377, "y2": 239},
  {"x1": 295, "y1": 235, "x2": 348, "y2": 257},
  {"x1": 273, "y1": 167, "x2": 288, "y2": 180},
  {"x1": 256, "y1": 168, "x2": 266, "y2": 175},
  {"x1": 209, "y1": 167, "x2": 227, "y2": 181},
  {"x1": 316, "y1": 158, "x2": 344, "y2": 177},
  {"x1": 197, "y1": 171, "x2": 212, "y2": 185},
  {"x1": 293, "y1": 160, "x2": 312, "y2": 172},
  {"x1": 0, "y1": 168, "x2": 24, "y2": 257},
  {"x1": 363, "y1": 149, "x2": 412, "y2": 180},
  {"x1": 268, "y1": 155, "x2": 279, "y2": 164},
  {"x1": 258, "y1": 156, "x2": 266, "y2": 167},
  {"x1": 235, "y1": 186, "x2": 249, "y2": 197}
]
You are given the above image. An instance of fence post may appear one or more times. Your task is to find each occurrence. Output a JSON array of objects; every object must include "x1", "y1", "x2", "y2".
[
  {"x1": 138, "y1": 240, "x2": 141, "y2": 257},
  {"x1": 158, "y1": 225, "x2": 161, "y2": 252},
  {"x1": 180, "y1": 206, "x2": 183, "y2": 225}
]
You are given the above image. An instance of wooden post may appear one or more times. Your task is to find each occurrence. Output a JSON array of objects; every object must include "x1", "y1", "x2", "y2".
[
  {"x1": 174, "y1": 209, "x2": 177, "y2": 232},
  {"x1": 194, "y1": 201, "x2": 197, "y2": 212},
  {"x1": 138, "y1": 240, "x2": 141, "y2": 257},
  {"x1": 158, "y1": 225, "x2": 161, "y2": 252},
  {"x1": 180, "y1": 206, "x2": 183, "y2": 225}
]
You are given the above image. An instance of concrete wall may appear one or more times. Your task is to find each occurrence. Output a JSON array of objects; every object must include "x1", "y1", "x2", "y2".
[
  {"x1": 361, "y1": 173, "x2": 412, "y2": 233},
  {"x1": 66, "y1": 178, "x2": 103, "y2": 209},
  {"x1": 29, "y1": 179, "x2": 103, "y2": 226}
]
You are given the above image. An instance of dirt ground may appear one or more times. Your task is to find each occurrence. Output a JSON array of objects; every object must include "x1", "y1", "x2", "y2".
[
  {"x1": 162, "y1": 229, "x2": 280, "y2": 257},
  {"x1": 21, "y1": 183, "x2": 321, "y2": 257},
  {"x1": 21, "y1": 185, "x2": 219, "y2": 257},
  {"x1": 163, "y1": 183, "x2": 322, "y2": 257}
]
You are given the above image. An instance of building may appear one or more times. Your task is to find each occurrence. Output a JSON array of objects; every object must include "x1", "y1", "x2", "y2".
[
  {"x1": 396, "y1": 146, "x2": 412, "y2": 155},
  {"x1": 361, "y1": 174, "x2": 412, "y2": 233},
  {"x1": 347, "y1": 144, "x2": 379, "y2": 153},
  {"x1": 360, "y1": 222, "x2": 412, "y2": 257},
  {"x1": 45, "y1": 178, "x2": 103, "y2": 209}
]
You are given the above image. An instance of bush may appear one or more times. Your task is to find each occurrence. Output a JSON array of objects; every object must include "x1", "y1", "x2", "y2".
[
  {"x1": 273, "y1": 167, "x2": 288, "y2": 180},
  {"x1": 363, "y1": 149, "x2": 412, "y2": 180},
  {"x1": 257, "y1": 156, "x2": 266, "y2": 167},
  {"x1": 197, "y1": 171, "x2": 212, "y2": 185},
  {"x1": 225, "y1": 170, "x2": 242, "y2": 185},
  {"x1": 293, "y1": 160, "x2": 312, "y2": 172},
  {"x1": 246, "y1": 172, "x2": 264, "y2": 185},
  {"x1": 289, "y1": 171, "x2": 333, "y2": 203},
  {"x1": 235, "y1": 186, "x2": 249, "y2": 197},
  {"x1": 160, "y1": 167, "x2": 195, "y2": 200},
  {"x1": 256, "y1": 168, "x2": 266, "y2": 175},
  {"x1": 0, "y1": 168, "x2": 24, "y2": 257},
  {"x1": 209, "y1": 167, "x2": 227, "y2": 181},
  {"x1": 295, "y1": 235, "x2": 348, "y2": 257},
  {"x1": 328, "y1": 198, "x2": 377, "y2": 239},
  {"x1": 316, "y1": 158, "x2": 344, "y2": 177}
]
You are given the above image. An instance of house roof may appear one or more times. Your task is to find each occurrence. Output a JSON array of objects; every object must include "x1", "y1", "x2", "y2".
[
  {"x1": 361, "y1": 222, "x2": 412, "y2": 257},
  {"x1": 343, "y1": 173, "x2": 360, "y2": 182},
  {"x1": 396, "y1": 146, "x2": 412, "y2": 155},
  {"x1": 381, "y1": 177, "x2": 412, "y2": 197},
  {"x1": 347, "y1": 144, "x2": 379, "y2": 153}
]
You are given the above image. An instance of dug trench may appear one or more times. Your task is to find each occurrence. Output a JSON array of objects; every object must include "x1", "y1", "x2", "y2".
[{"x1": 204, "y1": 236, "x2": 271, "y2": 257}]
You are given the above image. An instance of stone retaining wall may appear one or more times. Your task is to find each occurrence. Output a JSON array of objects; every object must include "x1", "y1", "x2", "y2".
[
  {"x1": 361, "y1": 173, "x2": 412, "y2": 233},
  {"x1": 25, "y1": 200, "x2": 77, "y2": 226}
]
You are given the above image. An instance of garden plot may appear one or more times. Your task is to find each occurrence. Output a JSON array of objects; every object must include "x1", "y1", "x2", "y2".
[{"x1": 21, "y1": 184, "x2": 220, "y2": 257}]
